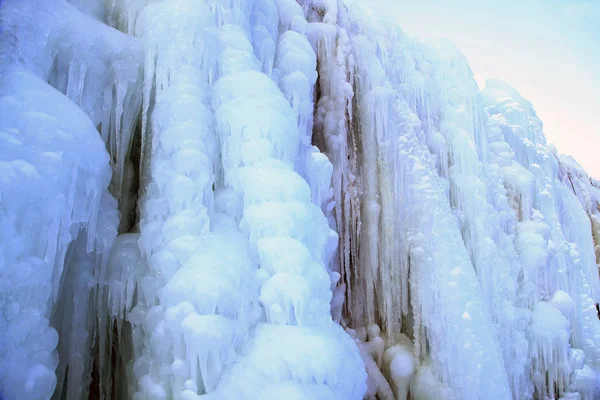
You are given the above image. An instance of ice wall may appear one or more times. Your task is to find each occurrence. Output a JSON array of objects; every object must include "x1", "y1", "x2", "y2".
[
  {"x1": 0, "y1": 1, "x2": 144, "y2": 398},
  {"x1": 329, "y1": 3, "x2": 600, "y2": 398},
  {"x1": 2, "y1": 0, "x2": 600, "y2": 399},
  {"x1": 558, "y1": 155, "x2": 600, "y2": 265},
  {"x1": 102, "y1": 0, "x2": 366, "y2": 399},
  {"x1": 2, "y1": 0, "x2": 143, "y2": 230},
  {"x1": 332, "y1": 7, "x2": 515, "y2": 398},
  {"x1": 484, "y1": 80, "x2": 600, "y2": 399},
  {"x1": 0, "y1": 67, "x2": 118, "y2": 399}
]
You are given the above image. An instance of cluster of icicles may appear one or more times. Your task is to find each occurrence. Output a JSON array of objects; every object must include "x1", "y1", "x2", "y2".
[{"x1": 1, "y1": 0, "x2": 600, "y2": 399}]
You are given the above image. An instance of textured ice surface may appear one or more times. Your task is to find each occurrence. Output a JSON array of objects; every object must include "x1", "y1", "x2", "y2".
[
  {"x1": 109, "y1": 1, "x2": 367, "y2": 399},
  {"x1": 330, "y1": 2, "x2": 600, "y2": 399},
  {"x1": 2, "y1": 0, "x2": 600, "y2": 399},
  {"x1": 2, "y1": 0, "x2": 143, "y2": 230},
  {"x1": 0, "y1": 68, "x2": 118, "y2": 400}
]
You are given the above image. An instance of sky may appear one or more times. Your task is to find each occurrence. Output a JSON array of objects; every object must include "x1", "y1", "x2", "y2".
[{"x1": 355, "y1": 0, "x2": 600, "y2": 178}]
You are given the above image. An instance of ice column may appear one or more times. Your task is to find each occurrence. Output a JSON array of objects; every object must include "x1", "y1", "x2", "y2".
[
  {"x1": 411, "y1": 41, "x2": 530, "y2": 397},
  {"x1": 272, "y1": 0, "x2": 339, "y2": 317},
  {"x1": 126, "y1": 1, "x2": 253, "y2": 398},
  {"x1": 346, "y1": 10, "x2": 512, "y2": 398},
  {"x1": 112, "y1": 0, "x2": 366, "y2": 398},
  {"x1": 205, "y1": 10, "x2": 366, "y2": 397}
]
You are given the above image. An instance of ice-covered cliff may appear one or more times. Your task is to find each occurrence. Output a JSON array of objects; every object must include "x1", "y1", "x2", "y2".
[{"x1": 1, "y1": 0, "x2": 599, "y2": 399}]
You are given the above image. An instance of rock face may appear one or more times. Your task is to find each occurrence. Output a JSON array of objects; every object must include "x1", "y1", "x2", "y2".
[{"x1": 1, "y1": 1, "x2": 599, "y2": 399}]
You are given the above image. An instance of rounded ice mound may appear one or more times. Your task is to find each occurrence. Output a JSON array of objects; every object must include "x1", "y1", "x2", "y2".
[
  {"x1": 256, "y1": 237, "x2": 312, "y2": 276},
  {"x1": 259, "y1": 272, "x2": 331, "y2": 326},
  {"x1": 212, "y1": 70, "x2": 291, "y2": 110},
  {"x1": 275, "y1": 30, "x2": 318, "y2": 84},
  {"x1": 241, "y1": 201, "x2": 332, "y2": 259},
  {"x1": 229, "y1": 166, "x2": 312, "y2": 205},
  {"x1": 212, "y1": 323, "x2": 367, "y2": 399}
]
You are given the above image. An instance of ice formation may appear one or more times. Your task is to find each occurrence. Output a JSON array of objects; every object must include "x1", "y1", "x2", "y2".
[{"x1": 1, "y1": 0, "x2": 600, "y2": 399}]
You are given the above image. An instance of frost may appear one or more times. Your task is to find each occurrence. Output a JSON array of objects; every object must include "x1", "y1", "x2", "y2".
[
  {"x1": 0, "y1": 69, "x2": 118, "y2": 400},
  {"x1": 2, "y1": 0, "x2": 600, "y2": 399}
]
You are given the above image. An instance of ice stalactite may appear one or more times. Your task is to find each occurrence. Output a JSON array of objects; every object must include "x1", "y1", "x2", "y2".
[
  {"x1": 413, "y1": 42, "x2": 530, "y2": 398},
  {"x1": 201, "y1": 1, "x2": 366, "y2": 396},
  {"x1": 321, "y1": 5, "x2": 513, "y2": 398},
  {"x1": 3, "y1": 0, "x2": 600, "y2": 399},
  {"x1": 100, "y1": 0, "x2": 366, "y2": 399},
  {"x1": 52, "y1": 210, "x2": 120, "y2": 400},
  {"x1": 326, "y1": 2, "x2": 600, "y2": 399},
  {"x1": 91, "y1": 233, "x2": 145, "y2": 399},
  {"x1": 122, "y1": 2, "x2": 244, "y2": 398}
]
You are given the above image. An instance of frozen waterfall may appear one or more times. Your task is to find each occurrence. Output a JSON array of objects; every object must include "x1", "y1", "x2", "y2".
[{"x1": 1, "y1": 0, "x2": 600, "y2": 399}]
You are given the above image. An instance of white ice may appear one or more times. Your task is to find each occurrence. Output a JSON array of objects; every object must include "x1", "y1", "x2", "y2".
[{"x1": 2, "y1": 0, "x2": 600, "y2": 400}]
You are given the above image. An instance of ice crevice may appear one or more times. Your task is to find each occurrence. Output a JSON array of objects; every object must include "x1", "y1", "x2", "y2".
[{"x1": 2, "y1": 0, "x2": 600, "y2": 400}]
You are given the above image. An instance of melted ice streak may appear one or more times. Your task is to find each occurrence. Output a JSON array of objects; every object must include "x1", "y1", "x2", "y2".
[{"x1": 2, "y1": 0, "x2": 600, "y2": 400}]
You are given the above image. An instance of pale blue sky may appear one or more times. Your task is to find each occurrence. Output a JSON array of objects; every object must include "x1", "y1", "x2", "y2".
[
  {"x1": 396, "y1": 0, "x2": 600, "y2": 177},
  {"x1": 351, "y1": 0, "x2": 600, "y2": 177}
]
